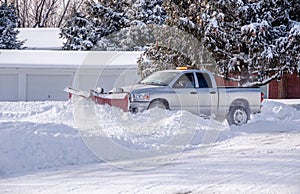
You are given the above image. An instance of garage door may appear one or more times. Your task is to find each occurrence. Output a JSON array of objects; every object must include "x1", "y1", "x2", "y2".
[
  {"x1": 27, "y1": 74, "x2": 72, "y2": 101},
  {"x1": 0, "y1": 74, "x2": 18, "y2": 101}
]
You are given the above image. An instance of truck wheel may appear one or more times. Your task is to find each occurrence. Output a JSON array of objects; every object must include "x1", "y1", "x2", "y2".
[
  {"x1": 148, "y1": 100, "x2": 167, "y2": 110},
  {"x1": 148, "y1": 100, "x2": 168, "y2": 122},
  {"x1": 227, "y1": 106, "x2": 249, "y2": 126}
]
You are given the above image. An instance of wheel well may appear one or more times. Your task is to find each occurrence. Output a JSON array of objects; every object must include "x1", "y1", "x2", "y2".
[
  {"x1": 229, "y1": 99, "x2": 250, "y2": 111},
  {"x1": 149, "y1": 98, "x2": 169, "y2": 109}
]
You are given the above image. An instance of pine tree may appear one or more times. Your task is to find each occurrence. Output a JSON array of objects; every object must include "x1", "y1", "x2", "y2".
[
  {"x1": 201, "y1": 0, "x2": 300, "y2": 86},
  {"x1": 61, "y1": 0, "x2": 168, "y2": 51},
  {"x1": 137, "y1": 0, "x2": 214, "y2": 78},
  {"x1": 61, "y1": 0, "x2": 131, "y2": 50},
  {"x1": 138, "y1": 46, "x2": 193, "y2": 78},
  {"x1": 130, "y1": 0, "x2": 166, "y2": 25},
  {"x1": 61, "y1": 12, "x2": 94, "y2": 50},
  {"x1": 95, "y1": 0, "x2": 167, "y2": 51},
  {"x1": 143, "y1": 0, "x2": 300, "y2": 86},
  {"x1": 137, "y1": 24, "x2": 214, "y2": 78},
  {"x1": 0, "y1": 3, "x2": 22, "y2": 49}
]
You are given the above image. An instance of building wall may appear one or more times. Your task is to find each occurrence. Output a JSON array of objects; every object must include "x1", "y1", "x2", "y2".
[
  {"x1": 214, "y1": 76, "x2": 239, "y2": 87},
  {"x1": 215, "y1": 73, "x2": 300, "y2": 99},
  {"x1": 0, "y1": 50, "x2": 142, "y2": 101},
  {"x1": 0, "y1": 67, "x2": 140, "y2": 101},
  {"x1": 269, "y1": 73, "x2": 300, "y2": 99}
]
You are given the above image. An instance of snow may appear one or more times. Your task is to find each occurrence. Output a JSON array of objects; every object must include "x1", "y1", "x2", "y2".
[
  {"x1": 0, "y1": 101, "x2": 99, "y2": 176},
  {"x1": 17, "y1": 28, "x2": 64, "y2": 50},
  {"x1": 0, "y1": 99, "x2": 300, "y2": 193},
  {"x1": 0, "y1": 50, "x2": 143, "y2": 68}
]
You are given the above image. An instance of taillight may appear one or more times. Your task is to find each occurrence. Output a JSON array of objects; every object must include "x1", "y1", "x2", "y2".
[{"x1": 261, "y1": 92, "x2": 264, "y2": 103}]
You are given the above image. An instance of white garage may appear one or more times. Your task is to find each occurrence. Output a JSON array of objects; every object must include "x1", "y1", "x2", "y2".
[{"x1": 0, "y1": 50, "x2": 142, "y2": 101}]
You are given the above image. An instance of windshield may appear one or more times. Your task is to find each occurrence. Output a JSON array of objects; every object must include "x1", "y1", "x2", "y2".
[{"x1": 139, "y1": 71, "x2": 179, "y2": 86}]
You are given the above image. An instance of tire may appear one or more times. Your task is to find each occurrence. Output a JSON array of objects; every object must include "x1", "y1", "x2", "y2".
[
  {"x1": 148, "y1": 100, "x2": 167, "y2": 110},
  {"x1": 227, "y1": 106, "x2": 249, "y2": 126},
  {"x1": 148, "y1": 100, "x2": 168, "y2": 122}
]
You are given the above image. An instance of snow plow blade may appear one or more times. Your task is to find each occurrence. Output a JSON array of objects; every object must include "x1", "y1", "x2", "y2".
[{"x1": 64, "y1": 87, "x2": 129, "y2": 112}]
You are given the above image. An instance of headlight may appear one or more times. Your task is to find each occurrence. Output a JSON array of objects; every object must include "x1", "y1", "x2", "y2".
[{"x1": 132, "y1": 93, "x2": 150, "y2": 102}]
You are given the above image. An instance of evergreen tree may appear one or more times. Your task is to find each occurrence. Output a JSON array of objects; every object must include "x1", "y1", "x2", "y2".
[
  {"x1": 89, "y1": 0, "x2": 131, "y2": 38},
  {"x1": 95, "y1": 0, "x2": 167, "y2": 51},
  {"x1": 0, "y1": 3, "x2": 22, "y2": 49},
  {"x1": 61, "y1": 12, "x2": 94, "y2": 50},
  {"x1": 142, "y1": 0, "x2": 300, "y2": 86},
  {"x1": 61, "y1": 0, "x2": 167, "y2": 51},
  {"x1": 137, "y1": 25, "x2": 213, "y2": 78},
  {"x1": 61, "y1": 0, "x2": 131, "y2": 50},
  {"x1": 138, "y1": 46, "x2": 193, "y2": 78},
  {"x1": 137, "y1": 0, "x2": 213, "y2": 78},
  {"x1": 201, "y1": 0, "x2": 300, "y2": 85},
  {"x1": 129, "y1": 0, "x2": 166, "y2": 25}
]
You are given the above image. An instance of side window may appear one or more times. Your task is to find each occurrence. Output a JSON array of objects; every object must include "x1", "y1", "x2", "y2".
[
  {"x1": 196, "y1": 73, "x2": 212, "y2": 88},
  {"x1": 173, "y1": 73, "x2": 195, "y2": 88}
]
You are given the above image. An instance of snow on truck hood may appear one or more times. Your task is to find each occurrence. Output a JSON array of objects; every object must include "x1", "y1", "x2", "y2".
[{"x1": 120, "y1": 84, "x2": 167, "y2": 93}]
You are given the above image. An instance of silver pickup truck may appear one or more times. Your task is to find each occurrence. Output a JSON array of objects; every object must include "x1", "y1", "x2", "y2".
[{"x1": 120, "y1": 69, "x2": 263, "y2": 125}]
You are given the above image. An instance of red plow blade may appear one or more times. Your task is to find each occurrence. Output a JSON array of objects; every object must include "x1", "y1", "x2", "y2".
[{"x1": 65, "y1": 87, "x2": 129, "y2": 112}]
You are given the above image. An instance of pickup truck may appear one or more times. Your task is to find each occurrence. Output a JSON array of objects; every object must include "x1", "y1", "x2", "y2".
[
  {"x1": 121, "y1": 69, "x2": 262, "y2": 125},
  {"x1": 66, "y1": 69, "x2": 263, "y2": 125}
]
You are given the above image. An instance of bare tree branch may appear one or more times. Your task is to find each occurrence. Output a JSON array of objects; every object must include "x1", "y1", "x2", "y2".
[
  {"x1": 6, "y1": 0, "x2": 84, "y2": 27},
  {"x1": 57, "y1": 0, "x2": 70, "y2": 27},
  {"x1": 41, "y1": 0, "x2": 58, "y2": 27}
]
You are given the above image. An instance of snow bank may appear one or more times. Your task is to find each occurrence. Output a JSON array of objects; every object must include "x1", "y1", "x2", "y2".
[
  {"x1": 72, "y1": 97, "x2": 213, "y2": 150},
  {"x1": 0, "y1": 99, "x2": 299, "y2": 177},
  {"x1": 231, "y1": 100, "x2": 300, "y2": 134},
  {"x1": 0, "y1": 102, "x2": 99, "y2": 177},
  {"x1": 0, "y1": 122, "x2": 98, "y2": 177}
]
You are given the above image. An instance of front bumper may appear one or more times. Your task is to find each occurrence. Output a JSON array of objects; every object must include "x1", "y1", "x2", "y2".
[{"x1": 129, "y1": 101, "x2": 150, "y2": 113}]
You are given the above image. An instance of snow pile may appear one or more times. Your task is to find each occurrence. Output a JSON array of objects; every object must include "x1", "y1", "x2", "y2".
[
  {"x1": 73, "y1": 97, "x2": 213, "y2": 150},
  {"x1": 233, "y1": 100, "x2": 300, "y2": 134},
  {"x1": 0, "y1": 99, "x2": 299, "y2": 177},
  {"x1": 71, "y1": 98, "x2": 220, "y2": 168},
  {"x1": 0, "y1": 122, "x2": 98, "y2": 177},
  {"x1": 0, "y1": 101, "x2": 73, "y2": 125},
  {"x1": 0, "y1": 102, "x2": 99, "y2": 177},
  {"x1": 256, "y1": 100, "x2": 300, "y2": 121}
]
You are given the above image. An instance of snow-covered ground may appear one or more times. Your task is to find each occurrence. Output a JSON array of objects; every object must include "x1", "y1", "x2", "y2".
[{"x1": 0, "y1": 99, "x2": 299, "y2": 193}]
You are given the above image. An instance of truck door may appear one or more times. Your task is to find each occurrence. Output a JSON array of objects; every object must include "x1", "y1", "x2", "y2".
[
  {"x1": 171, "y1": 72, "x2": 199, "y2": 114},
  {"x1": 195, "y1": 72, "x2": 218, "y2": 116}
]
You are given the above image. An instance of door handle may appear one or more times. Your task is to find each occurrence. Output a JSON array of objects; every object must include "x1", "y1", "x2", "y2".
[
  {"x1": 190, "y1": 91, "x2": 197, "y2": 94},
  {"x1": 210, "y1": 91, "x2": 216, "y2": 94}
]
